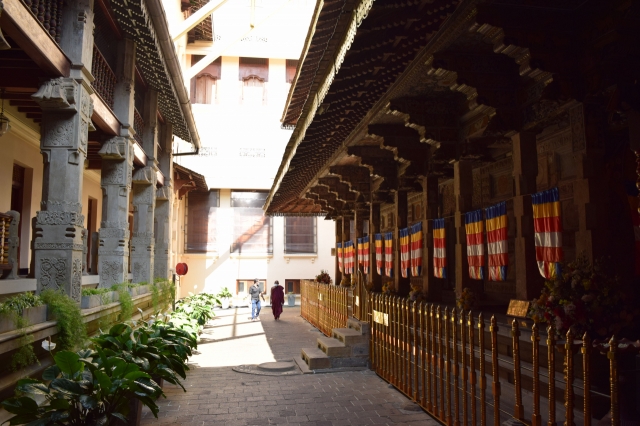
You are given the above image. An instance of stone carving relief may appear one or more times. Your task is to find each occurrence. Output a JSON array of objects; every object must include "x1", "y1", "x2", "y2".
[
  {"x1": 133, "y1": 262, "x2": 148, "y2": 282},
  {"x1": 101, "y1": 162, "x2": 126, "y2": 186},
  {"x1": 100, "y1": 260, "x2": 121, "y2": 285},
  {"x1": 156, "y1": 187, "x2": 170, "y2": 200},
  {"x1": 132, "y1": 167, "x2": 155, "y2": 185},
  {"x1": 101, "y1": 221, "x2": 129, "y2": 229},
  {"x1": 99, "y1": 228, "x2": 129, "y2": 239},
  {"x1": 40, "y1": 200, "x2": 82, "y2": 212},
  {"x1": 34, "y1": 243, "x2": 84, "y2": 250},
  {"x1": 98, "y1": 137, "x2": 128, "y2": 160},
  {"x1": 71, "y1": 259, "x2": 82, "y2": 301},
  {"x1": 40, "y1": 258, "x2": 67, "y2": 290},
  {"x1": 31, "y1": 78, "x2": 76, "y2": 110},
  {"x1": 43, "y1": 120, "x2": 74, "y2": 147},
  {"x1": 37, "y1": 211, "x2": 84, "y2": 226}
]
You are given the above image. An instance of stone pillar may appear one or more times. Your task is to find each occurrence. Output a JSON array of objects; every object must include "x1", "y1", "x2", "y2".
[
  {"x1": 369, "y1": 201, "x2": 382, "y2": 292},
  {"x1": 395, "y1": 190, "x2": 410, "y2": 296},
  {"x1": 335, "y1": 217, "x2": 343, "y2": 285},
  {"x1": 90, "y1": 231, "x2": 98, "y2": 275},
  {"x1": 98, "y1": 137, "x2": 134, "y2": 287},
  {"x1": 131, "y1": 167, "x2": 156, "y2": 283},
  {"x1": 154, "y1": 123, "x2": 173, "y2": 280},
  {"x1": 512, "y1": 132, "x2": 542, "y2": 300},
  {"x1": 454, "y1": 161, "x2": 478, "y2": 296},
  {"x1": 32, "y1": 77, "x2": 93, "y2": 301},
  {"x1": 421, "y1": 175, "x2": 441, "y2": 301}
]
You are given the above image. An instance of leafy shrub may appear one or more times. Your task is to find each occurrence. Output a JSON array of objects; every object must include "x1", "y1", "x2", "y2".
[
  {"x1": 81, "y1": 288, "x2": 110, "y2": 296},
  {"x1": 217, "y1": 287, "x2": 233, "y2": 299},
  {"x1": 40, "y1": 290, "x2": 87, "y2": 351}
]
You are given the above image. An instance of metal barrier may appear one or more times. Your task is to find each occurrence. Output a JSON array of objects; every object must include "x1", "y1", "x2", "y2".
[
  {"x1": 300, "y1": 280, "x2": 349, "y2": 336},
  {"x1": 369, "y1": 293, "x2": 623, "y2": 426}
]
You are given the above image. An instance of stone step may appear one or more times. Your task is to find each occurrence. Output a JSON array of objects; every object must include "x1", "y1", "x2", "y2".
[
  {"x1": 317, "y1": 336, "x2": 351, "y2": 357},
  {"x1": 347, "y1": 318, "x2": 370, "y2": 335},
  {"x1": 301, "y1": 347, "x2": 331, "y2": 370},
  {"x1": 330, "y1": 355, "x2": 369, "y2": 369},
  {"x1": 349, "y1": 343, "x2": 369, "y2": 356},
  {"x1": 333, "y1": 328, "x2": 368, "y2": 346}
]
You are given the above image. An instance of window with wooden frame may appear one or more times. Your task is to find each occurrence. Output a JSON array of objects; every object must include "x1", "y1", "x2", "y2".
[
  {"x1": 185, "y1": 191, "x2": 219, "y2": 253},
  {"x1": 284, "y1": 216, "x2": 317, "y2": 254},
  {"x1": 190, "y1": 56, "x2": 221, "y2": 104},
  {"x1": 239, "y1": 57, "x2": 268, "y2": 105},
  {"x1": 231, "y1": 207, "x2": 272, "y2": 254},
  {"x1": 285, "y1": 59, "x2": 298, "y2": 83}
]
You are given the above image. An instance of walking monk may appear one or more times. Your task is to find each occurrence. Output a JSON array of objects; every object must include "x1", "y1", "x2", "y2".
[{"x1": 270, "y1": 280, "x2": 285, "y2": 320}]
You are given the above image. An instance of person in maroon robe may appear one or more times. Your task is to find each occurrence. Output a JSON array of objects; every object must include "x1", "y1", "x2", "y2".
[{"x1": 270, "y1": 280, "x2": 285, "y2": 320}]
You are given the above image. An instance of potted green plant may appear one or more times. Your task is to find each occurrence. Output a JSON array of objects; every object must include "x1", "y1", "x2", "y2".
[
  {"x1": 287, "y1": 292, "x2": 296, "y2": 307},
  {"x1": 81, "y1": 287, "x2": 113, "y2": 309},
  {"x1": 217, "y1": 287, "x2": 233, "y2": 309},
  {"x1": 0, "y1": 293, "x2": 47, "y2": 334}
]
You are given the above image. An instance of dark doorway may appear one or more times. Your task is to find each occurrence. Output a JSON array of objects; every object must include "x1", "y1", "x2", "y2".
[{"x1": 10, "y1": 164, "x2": 24, "y2": 271}]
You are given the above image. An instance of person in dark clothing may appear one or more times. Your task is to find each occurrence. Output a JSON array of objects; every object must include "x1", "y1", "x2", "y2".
[
  {"x1": 249, "y1": 279, "x2": 265, "y2": 321},
  {"x1": 270, "y1": 280, "x2": 284, "y2": 320}
]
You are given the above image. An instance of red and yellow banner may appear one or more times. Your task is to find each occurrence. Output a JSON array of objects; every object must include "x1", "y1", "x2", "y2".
[
  {"x1": 532, "y1": 187, "x2": 563, "y2": 279},
  {"x1": 400, "y1": 227, "x2": 410, "y2": 278},
  {"x1": 375, "y1": 234, "x2": 383, "y2": 275},
  {"x1": 433, "y1": 218, "x2": 446, "y2": 278},
  {"x1": 410, "y1": 222, "x2": 422, "y2": 277},
  {"x1": 384, "y1": 232, "x2": 393, "y2": 278},
  {"x1": 361, "y1": 235, "x2": 370, "y2": 274},
  {"x1": 485, "y1": 201, "x2": 508, "y2": 281},
  {"x1": 337, "y1": 242, "x2": 343, "y2": 273},
  {"x1": 344, "y1": 240, "x2": 355, "y2": 274},
  {"x1": 465, "y1": 209, "x2": 485, "y2": 280}
]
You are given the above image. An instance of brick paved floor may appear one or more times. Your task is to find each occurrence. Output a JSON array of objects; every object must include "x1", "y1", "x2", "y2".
[{"x1": 141, "y1": 305, "x2": 440, "y2": 425}]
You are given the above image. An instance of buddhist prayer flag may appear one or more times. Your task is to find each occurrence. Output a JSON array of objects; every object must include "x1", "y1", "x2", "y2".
[
  {"x1": 357, "y1": 238, "x2": 364, "y2": 267},
  {"x1": 400, "y1": 227, "x2": 410, "y2": 278},
  {"x1": 375, "y1": 234, "x2": 383, "y2": 275},
  {"x1": 410, "y1": 222, "x2": 423, "y2": 277},
  {"x1": 532, "y1": 187, "x2": 563, "y2": 279},
  {"x1": 384, "y1": 232, "x2": 394, "y2": 278},
  {"x1": 485, "y1": 201, "x2": 508, "y2": 281},
  {"x1": 337, "y1": 242, "x2": 343, "y2": 273},
  {"x1": 465, "y1": 209, "x2": 485, "y2": 280},
  {"x1": 433, "y1": 218, "x2": 446, "y2": 278},
  {"x1": 362, "y1": 235, "x2": 370, "y2": 274},
  {"x1": 344, "y1": 240, "x2": 355, "y2": 274}
]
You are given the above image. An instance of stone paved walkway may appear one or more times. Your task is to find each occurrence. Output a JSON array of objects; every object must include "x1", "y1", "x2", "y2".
[{"x1": 141, "y1": 305, "x2": 440, "y2": 425}]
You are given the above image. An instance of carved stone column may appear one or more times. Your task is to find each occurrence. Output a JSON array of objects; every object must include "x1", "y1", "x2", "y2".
[
  {"x1": 131, "y1": 166, "x2": 156, "y2": 283},
  {"x1": 421, "y1": 175, "x2": 441, "y2": 301},
  {"x1": 395, "y1": 190, "x2": 410, "y2": 296},
  {"x1": 369, "y1": 201, "x2": 382, "y2": 292},
  {"x1": 454, "y1": 161, "x2": 477, "y2": 296},
  {"x1": 98, "y1": 137, "x2": 134, "y2": 287},
  {"x1": 32, "y1": 78, "x2": 94, "y2": 301},
  {"x1": 154, "y1": 122, "x2": 173, "y2": 280},
  {"x1": 512, "y1": 132, "x2": 542, "y2": 300}
]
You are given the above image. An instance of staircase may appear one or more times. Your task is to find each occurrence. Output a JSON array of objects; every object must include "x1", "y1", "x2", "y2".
[{"x1": 297, "y1": 317, "x2": 370, "y2": 372}]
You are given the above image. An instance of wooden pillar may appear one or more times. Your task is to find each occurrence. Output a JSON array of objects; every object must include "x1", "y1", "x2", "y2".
[
  {"x1": 395, "y1": 190, "x2": 410, "y2": 296},
  {"x1": 454, "y1": 161, "x2": 478, "y2": 297},
  {"x1": 422, "y1": 175, "x2": 441, "y2": 301},
  {"x1": 354, "y1": 208, "x2": 366, "y2": 275},
  {"x1": 335, "y1": 217, "x2": 343, "y2": 285},
  {"x1": 512, "y1": 132, "x2": 542, "y2": 300},
  {"x1": 342, "y1": 214, "x2": 352, "y2": 285},
  {"x1": 369, "y1": 202, "x2": 382, "y2": 292}
]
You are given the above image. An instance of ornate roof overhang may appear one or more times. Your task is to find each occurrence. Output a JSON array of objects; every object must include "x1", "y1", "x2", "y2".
[{"x1": 110, "y1": 0, "x2": 195, "y2": 144}]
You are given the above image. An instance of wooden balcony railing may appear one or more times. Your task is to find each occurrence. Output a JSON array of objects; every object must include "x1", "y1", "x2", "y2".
[
  {"x1": 0, "y1": 213, "x2": 11, "y2": 270},
  {"x1": 300, "y1": 280, "x2": 348, "y2": 337},
  {"x1": 91, "y1": 45, "x2": 117, "y2": 109},
  {"x1": 22, "y1": 0, "x2": 64, "y2": 44},
  {"x1": 301, "y1": 281, "x2": 629, "y2": 426},
  {"x1": 133, "y1": 108, "x2": 144, "y2": 145}
]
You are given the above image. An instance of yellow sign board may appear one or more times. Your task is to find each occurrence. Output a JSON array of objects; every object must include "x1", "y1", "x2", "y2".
[
  {"x1": 373, "y1": 310, "x2": 388, "y2": 326},
  {"x1": 507, "y1": 299, "x2": 531, "y2": 318}
]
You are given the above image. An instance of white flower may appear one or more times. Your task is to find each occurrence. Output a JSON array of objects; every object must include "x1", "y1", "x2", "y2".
[{"x1": 42, "y1": 340, "x2": 56, "y2": 351}]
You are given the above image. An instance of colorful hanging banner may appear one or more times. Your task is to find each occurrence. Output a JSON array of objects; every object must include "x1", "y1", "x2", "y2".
[
  {"x1": 362, "y1": 235, "x2": 370, "y2": 274},
  {"x1": 384, "y1": 232, "x2": 394, "y2": 278},
  {"x1": 337, "y1": 242, "x2": 343, "y2": 273},
  {"x1": 433, "y1": 218, "x2": 446, "y2": 278},
  {"x1": 410, "y1": 222, "x2": 423, "y2": 277},
  {"x1": 485, "y1": 201, "x2": 508, "y2": 281},
  {"x1": 465, "y1": 209, "x2": 485, "y2": 280},
  {"x1": 400, "y1": 228, "x2": 410, "y2": 278},
  {"x1": 357, "y1": 238, "x2": 364, "y2": 267},
  {"x1": 375, "y1": 234, "x2": 383, "y2": 275},
  {"x1": 532, "y1": 187, "x2": 563, "y2": 279},
  {"x1": 344, "y1": 240, "x2": 355, "y2": 274}
]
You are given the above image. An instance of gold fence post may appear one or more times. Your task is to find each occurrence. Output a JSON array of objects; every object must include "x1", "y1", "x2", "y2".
[
  {"x1": 491, "y1": 316, "x2": 501, "y2": 426},
  {"x1": 395, "y1": 296, "x2": 401, "y2": 388},
  {"x1": 479, "y1": 313, "x2": 487, "y2": 426},
  {"x1": 404, "y1": 298, "x2": 411, "y2": 396},
  {"x1": 469, "y1": 311, "x2": 477, "y2": 426},
  {"x1": 452, "y1": 308, "x2": 460, "y2": 426},
  {"x1": 512, "y1": 319, "x2": 523, "y2": 421},
  {"x1": 444, "y1": 308, "x2": 452, "y2": 425},
  {"x1": 531, "y1": 323, "x2": 541, "y2": 426},
  {"x1": 370, "y1": 292, "x2": 376, "y2": 372},
  {"x1": 413, "y1": 301, "x2": 419, "y2": 401},
  {"x1": 548, "y1": 324, "x2": 556, "y2": 426},
  {"x1": 420, "y1": 302, "x2": 428, "y2": 408},
  {"x1": 582, "y1": 332, "x2": 591, "y2": 426},
  {"x1": 564, "y1": 328, "x2": 575, "y2": 426},
  {"x1": 609, "y1": 335, "x2": 619, "y2": 426},
  {"x1": 461, "y1": 310, "x2": 468, "y2": 426},
  {"x1": 438, "y1": 306, "x2": 445, "y2": 420},
  {"x1": 385, "y1": 294, "x2": 391, "y2": 382},
  {"x1": 430, "y1": 304, "x2": 437, "y2": 411}
]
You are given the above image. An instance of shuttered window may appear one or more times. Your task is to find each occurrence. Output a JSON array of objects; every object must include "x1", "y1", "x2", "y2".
[
  {"x1": 284, "y1": 216, "x2": 316, "y2": 254},
  {"x1": 185, "y1": 191, "x2": 219, "y2": 253}
]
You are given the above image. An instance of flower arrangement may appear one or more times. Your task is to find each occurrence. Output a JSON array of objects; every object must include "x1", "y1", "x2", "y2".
[
  {"x1": 527, "y1": 256, "x2": 636, "y2": 338},
  {"x1": 408, "y1": 284, "x2": 426, "y2": 302},
  {"x1": 315, "y1": 269, "x2": 332, "y2": 285},
  {"x1": 382, "y1": 280, "x2": 396, "y2": 296},
  {"x1": 456, "y1": 287, "x2": 475, "y2": 311}
]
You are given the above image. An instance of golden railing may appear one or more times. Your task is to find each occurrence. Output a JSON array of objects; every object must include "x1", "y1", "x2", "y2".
[
  {"x1": 0, "y1": 213, "x2": 10, "y2": 269},
  {"x1": 368, "y1": 293, "x2": 625, "y2": 426},
  {"x1": 300, "y1": 280, "x2": 348, "y2": 336},
  {"x1": 352, "y1": 271, "x2": 368, "y2": 321}
]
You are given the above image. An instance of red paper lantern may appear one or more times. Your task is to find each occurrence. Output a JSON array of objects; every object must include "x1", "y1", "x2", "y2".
[{"x1": 176, "y1": 263, "x2": 188, "y2": 276}]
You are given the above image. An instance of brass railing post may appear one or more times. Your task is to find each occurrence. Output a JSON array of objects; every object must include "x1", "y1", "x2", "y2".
[
  {"x1": 469, "y1": 311, "x2": 477, "y2": 426},
  {"x1": 547, "y1": 324, "x2": 556, "y2": 426},
  {"x1": 478, "y1": 313, "x2": 487, "y2": 426},
  {"x1": 437, "y1": 306, "x2": 445, "y2": 420},
  {"x1": 413, "y1": 301, "x2": 419, "y2": 401},
  {"x1": 444, "y1": 307, "x2": 452, "y2": 425},
  {"x1": 452, "y1": 308, "x2": 460, "y2": 426},
  {"x1": 491, "y1": 316, "x2": 501, "y2": 426},
  {"x1": 404, "y1": 298, "x2": 410, "y2": 395},
  {"x1": 609, "y1": 335, "x2": 619, "y2": 426},
  {"x1": 512, "y1": 319, "x2": 523, "y2": 421},
  {"x1": 531, "y1": 323, "x2": 541, "y2": 426},
  {"x1": 564, "y1": 328, "x2": 575, "y2": 426},
  {"x1": 420, "y1": 302, "x2": 428, "y2": 408},
  {"x1": 461, "y1": 311, "x2": 468, "y2": 426},
  {"x1": 430, "y1": 304, "x2": 437, "y2": 411},
  {"x1": 582, "y1": 332, "x2": 591, "y2": 426}
]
